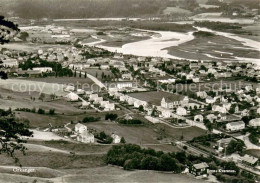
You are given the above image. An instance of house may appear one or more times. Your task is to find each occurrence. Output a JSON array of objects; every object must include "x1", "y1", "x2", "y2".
[
  {"x1": 75, "y1": 123, "x2": 87, "y2": 134},
  {"x1": 100, "y1": 64, "x2": 110, "y2": 70},
  {"x1": 32, "y1": 67, "x2": 53, "y2": 73},
  {"x1": 94, "y1": 97, "x2": 103, "y2": 104},
  {"x1": 76, "y1": 89, "x2": 85, "y2": 95},
  {"x1": 194, "y1": 115, "x2": 203, "y2": 123},
  {"x1": 77, "y1": 131, "x2": 94, "y2": 143},
  {"x1": 176, "y1": 107, "x2": 187, "y2": 116},
  {"x1": 223, "y1": 102, "x2": 231, "y2": 111},
  {"x1": 249, "y1": 118, "x2": 260, "y2": 127},
  {"x1": 2, "y1": 59, "x2": 18, "y2": 67},
  {"x1": 108, "y1": 82, "x2": 134, "y2": 91},
  {"x1": 66, "y1": 92, "x2": 79, "y2": 102},
  {"x1": 122, "y1": 73, "x2": 133, "y2": 80},
  {"x1": 212, "y1": 105, "x2": 227, "y2": 114},
  {"x1": 111, "y1": 133, "x2": 121, "y2": 144},
  {"x1": 226, "y1": 121, "x2": 245, "y2": 132},
  {"x1": 134, "y1": 100, "x2": 147, "y2": 108},
  {"x1": 217, "y1": 138, "x2": 235, "y2": 152},
  {"x1": 161, "y1": 95, "x2": 189, "y2": 109},
  {"x1": 257, "y1": 108, "x2": 260, "y2": 115},
  {"x1": 64, "y1": 85, "x2": 75, "y2": 92},
  {"x1": 206, "y1": 114, "x2": 217, "y2": 122},
  {"x1": 192, "y1": 77, "x2": 200, "y2": 83},
  {"x1": 161, "y1": 109, "x2": 173, "y2": 118},
  {"x1": 82, "y1": 101, "x2": 90, "y2": 108},
  {"x1": 206, "y1": 96, "x2": 215, "y2": 104},
  {"x1": 196, "y1": 91, "x2": 207, "y2": 99},
  {"x1": 105, "y1": 103, "x2": 115, "y2": 111},
  {"x1": 189, "y1": 162, "x2": 209, "y2": 177},
  {"x1": 89, "y1": 94, "x2": 99, "y2": 101},
  {"x1": 217, "y1": 113, "x2": 227, "y2": 121},
  {"x1": 100, "y1": 101, "x2": 109, "y2": 108},
  {"x1": 241, "y1": 154, "x2": 259, "y2": 167}
]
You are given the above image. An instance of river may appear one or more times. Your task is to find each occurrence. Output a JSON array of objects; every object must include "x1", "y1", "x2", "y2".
[
  {"x1": 97, "y1": 27, "x2": 260, "y2": 65},
  {"x1": 98, "y1": 30, "x2": 195, "y2": 60}
]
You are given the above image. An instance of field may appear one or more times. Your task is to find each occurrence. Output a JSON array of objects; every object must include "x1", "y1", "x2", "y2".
[
  {"x1": 163, "y1": 7, "x2": 192, "y2": 15},
  {"x1": 0, "y1": 166, "x2": 207, "y2": 183},
  {"x1": 27, "y1": 76, "x2": 95, "y2": 91},
  {"x1": 87, "y1": 121, "x2": 161, "y2": 145},
  {"x1": 0, "y1": 79, "x2": 67, "y2": 96},
  {"x1": 155, "y1": 124, "x2": 207, "y2": 141},
  {"x1": 0, "y1": 152, "x2": 105, "y2": 170},
  {"x1": 0, "y1": 85, "x2": 83, "y2": 114},
  {"x1": 128, "y1": 91, "x2": 180, "y2": 106}
]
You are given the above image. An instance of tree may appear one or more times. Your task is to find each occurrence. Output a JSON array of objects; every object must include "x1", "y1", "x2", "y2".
[
  {"x1": 0, "y1": 16, "x2": 19, "y2": 79},
  {"x1": 49, "y1": 109, "x2": 55, "y2": 115},
  {"x1": 19, "y1": 31, "x2": 29, "y2": 41},
  {"x1": 226, "y1": 140, "x2": 245, "y2": 155},
  {"x1": 0, "y1": 19, "x2": 32, "y2": 163},
  {"x1": 38, "y1": 108, "x2": 45, "y2": 114},
  {"x1": 39, "y1": 93, "x2": 45, "y2": 101},
  {"x1": 0, "y1": 16, "x2": 19, "y2": 45},
  {"x1": 50, "y1": 93, "x2": 56, "y2": 100},
  {"x1": 79, "y1": 71, "x2": 82, "y2": 78},
  {"x1": 84, "y1": 72, "x2": 87, "y2": 78},
  {"x1": 120, "y1": 137, "x2": 126, "y2": 144},
  {"x1": 0, "y1": 110, "x2": 32, "y2": 164},
  {"x1": 138, "y1": 105, "x2": 144, "y2": 112}
]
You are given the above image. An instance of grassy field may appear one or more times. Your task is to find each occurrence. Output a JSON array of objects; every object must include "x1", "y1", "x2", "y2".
[
  {"x1": 28, "y1": 140, "x2": 112, "y2": 154},
  {"x1": 128, "y1": 91, "x2": 181, "y2": 106},
  {"x1": 82, "y1": 68, "x2": 113, "y2": 81},
  {"x1": 163, "y1": 7, "x2": 192, "y2": 15},
  {"x1": 27, "y1": 76, "x2": 95, "y2": 90},
  {"x1": 87, "y1": 121, "x2": 160, "y2": 145},
  {"x1": 0, "y1": 152, "x2": 105, "y2": 170},
  {"x1": 0, "y1": 86, "x2": 83, "y2": 114},
  {"x1": 155, "y1": 124, "x2": 207, "y2": 141},
  {"x1": 0, "y1": 79, "x2": 67, "y2": 96},
  {"x1": 0, "y1": 166, "x2": 207, "y2": 183}
]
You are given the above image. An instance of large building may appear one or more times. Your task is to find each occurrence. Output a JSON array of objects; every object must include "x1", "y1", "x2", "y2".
[{"x1": 161, "y1": 95, "x2": 189, "y2": 109}]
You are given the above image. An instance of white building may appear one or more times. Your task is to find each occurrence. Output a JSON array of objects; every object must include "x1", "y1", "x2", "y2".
[
  {"x1": 66, "y1": 92, "x2": 79, "y2": 102},
  {"x1": 196, "y1": 91, "x2": 208, "y2": 99},
  {"x1": 105, "y1": 103, "x2": 115, "y2": 111},
  {"x1": 75, "y1": 123, "x2": 87, "y2": 134},
  {"x1": 2, "y1": 59, "x2": 18, "y2": 67},
  {"x1": 94, "y1": 97, "x2": 103, "y2": 104},
  {"x1": 249, "y1": 118, "x2": 260, "y2": 127},
  {"x1": 206, "y1": 96, "x2": 215, "y2": 104},
  {"x1": 32, "y1": 67, "x2": 53, "y2": 73},
  {"x1": 134, "y1": 100, "x2": 147, "y2": 108},
  {"x1": 212, "y1": 105, "x2": 227, "y2": 114},
  {"x1": 194, "y1": 115, "x2": 203, "y2": 123},
  {"x1": 111, "y1": 134, "x2": 121, "y2": 144},
  {"x1": 77, "y1": 131, "x2": 94, "y2": 143},
  {"x1": 89, "y1": 94, "x2": 99, "y2": 101},
  {"x1": 161, "y1": 109, "x2": 173, "y2": 118},
  {"x1": 226, "y1": 121, "x2": 245, "y2": 132},
  {"x1": 176, "y1": 107, "x2": 187, "y2": 116},
  {"x1": 64, "y1": 85, "x2": 75, "y2": 92}
]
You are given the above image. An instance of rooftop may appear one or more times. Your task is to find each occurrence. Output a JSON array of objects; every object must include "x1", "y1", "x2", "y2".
[{"x1": 193, "y1": 162, "x2": 209, "y2": 169}]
